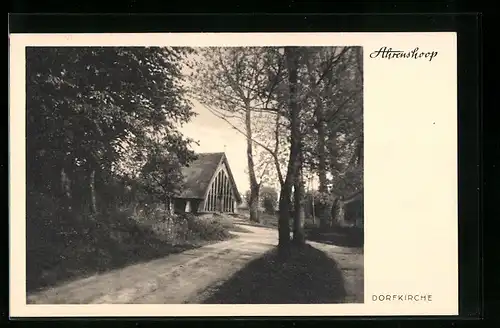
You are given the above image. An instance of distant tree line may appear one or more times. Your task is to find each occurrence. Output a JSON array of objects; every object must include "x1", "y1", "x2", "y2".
[{"x1": 244, "y1": 186, "x2": 279, "y2": 214}]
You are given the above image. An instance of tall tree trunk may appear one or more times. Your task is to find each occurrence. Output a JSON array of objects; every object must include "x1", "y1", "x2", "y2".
[
  {"x1": 306, "y1": 55, "x2": 330, "y2": 230},
  {"x1": 60, "y1": 162, "x2": 73, "y2": 211},
  {"x1": 278, "y1": 46, "x2": 302, "y2": 256},
  {"x1": 357, "y1": 135, "x2": 364, "y2": 166},
  {"x1": 316, "y1": 111, "x2": 330, "y2": 229},
  {"x1": 329, "y1": 196, "x2": 339, "y2": 227},
  {"x1": 292, "y1": 158, "x2": 306, "y2": 246},
  {"x1": 356, "y1": 47, "x2": 364, "y2": 84},
  {"x1": 245, "y1": 104, "x2": 260, "y2": 222},
  {"x1": 89, "y1": 169, "x2": 97, "y2": 215},
  {"x1": 248, "y1": 185, "x2": 261, "y2": 223},
  {"x1": 273, "y1": 113, "x2": 285, "y2": 187},
  {"x1": 336, "y1": 197, "x2": 346, "y2": 226},
  {"x1": 278, "y1": 182, "x2": 292, "y2": 257}
]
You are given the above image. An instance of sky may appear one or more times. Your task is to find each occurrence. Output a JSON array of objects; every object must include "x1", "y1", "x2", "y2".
[
  {"x1": 179, "y1": 99, "x2": 251, "y2": 195},
  {"x1": 176, "y1": 52, "x2": 319, "y2": 196},
  {"x1": 179, "y1": 99, "x2": 320, "y2": 196},
  {"x1": 178, "y1": 53, "x2": 252, "y2": 196}
]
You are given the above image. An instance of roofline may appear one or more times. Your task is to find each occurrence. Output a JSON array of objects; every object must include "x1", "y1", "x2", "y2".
[
  {"x1": 200, "y1": 153, "x2": 242, "y2": 204},
  {"x1": 196, "y1": 151, "x2": 225, "y2": 157},
  {"x1": 221, "y1": 154, "x2": 242, "y2": 203}
]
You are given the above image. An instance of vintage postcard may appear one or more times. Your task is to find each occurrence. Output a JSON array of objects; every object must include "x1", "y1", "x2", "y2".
[{"x1": 9, "y1": 32, "x2": 458, "y2": 317}]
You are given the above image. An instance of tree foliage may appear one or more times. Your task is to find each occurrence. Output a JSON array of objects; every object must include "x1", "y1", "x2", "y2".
[
  {"x1": 26, "y1": 46, "x2": 197, "y2": 214},
  {"x1": 190, "y1": 46, "x2": 364, "y2": 253},
  {"x1": 189, "y1": 47, "x2": 286, "y2": 222}
]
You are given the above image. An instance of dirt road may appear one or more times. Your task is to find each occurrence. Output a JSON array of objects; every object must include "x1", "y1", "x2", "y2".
[{"x1": 27, "y1": 222, "x2": 363, "y2": 304}]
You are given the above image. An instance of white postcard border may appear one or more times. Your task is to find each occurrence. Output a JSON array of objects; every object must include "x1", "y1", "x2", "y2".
[{"x1": 9, "y1": 32, "x2": 458, "y2": 317}]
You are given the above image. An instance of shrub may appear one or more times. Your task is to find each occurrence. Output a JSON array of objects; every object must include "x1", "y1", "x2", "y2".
[
  {"x1": 26, "y1": 193, "x2": 235, "y2": 292},
  {"x1": 244, "y1": 186, "x2": 278, "y2": 214},
  {"x1": 182, "y1": 213, "x2": 232, "y2": 241},
  {"x1": 304, "y1": 219, "x2": 319, "y2": 230},
  {"x1": 261, "y1": 186, "x2": 278, "y2": 214}
]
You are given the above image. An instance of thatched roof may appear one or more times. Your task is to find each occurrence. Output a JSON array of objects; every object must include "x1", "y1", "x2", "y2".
[{"x1": 178, "y1": 152, "x2": 242, "y2": 203}]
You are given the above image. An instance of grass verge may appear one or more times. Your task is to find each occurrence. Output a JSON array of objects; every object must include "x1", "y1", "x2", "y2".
[{"x1": 26, "y1": 196, "x2": 237, "y2": 293}]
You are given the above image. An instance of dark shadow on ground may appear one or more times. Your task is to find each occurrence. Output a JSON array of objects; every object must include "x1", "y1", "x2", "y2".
[
  {"x1": 203, "y1": 244, "x2": 347, "y2": 304},
  {"x1": 305, "y1": 227, "x2": 364, "y2": 248}
]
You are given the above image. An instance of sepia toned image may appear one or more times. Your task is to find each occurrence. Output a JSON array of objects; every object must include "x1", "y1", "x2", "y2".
[
  {"x1": 25, "y1": 46, "x2": 364, "y2": 305},
  {"x1": 10, "y1": 32, "x2": 459, "y2": 317}
]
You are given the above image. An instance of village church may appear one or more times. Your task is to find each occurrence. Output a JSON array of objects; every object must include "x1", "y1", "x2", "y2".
[{"x1": 170, "y1": 152, "x2": 242, "y2": 214}]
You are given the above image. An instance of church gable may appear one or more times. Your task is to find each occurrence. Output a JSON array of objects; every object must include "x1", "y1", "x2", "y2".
[
  {"x1": 178, "y1": 152, "x2": 224, "y2": 199},
  {"x1": 203, "y1": 161, "x2": 238, "y2": 212},
  {"x1": 174, "y1": 152, "x2": 241, "y2": 213}
]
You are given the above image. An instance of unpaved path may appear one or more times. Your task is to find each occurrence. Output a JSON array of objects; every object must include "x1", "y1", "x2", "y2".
[
  {"x1": 27, "y1": 221, "x2": 363, "y2": 304},
  {"x1": 308, "y1": 241, "x2": 364, "y2": 303}
]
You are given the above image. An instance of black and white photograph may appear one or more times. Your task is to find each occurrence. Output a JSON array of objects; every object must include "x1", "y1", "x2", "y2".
[
  {"x1": 24, "y1": 45, "x2": 364, "y2": 305},
  {"x1": 10, "y1": 31, "x2": 461, "y2": 317}
]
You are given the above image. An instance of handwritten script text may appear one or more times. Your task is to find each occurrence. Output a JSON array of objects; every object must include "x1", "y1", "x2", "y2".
[{"x1": 370, "y1": 47, "x2": 438, "y2": 62}]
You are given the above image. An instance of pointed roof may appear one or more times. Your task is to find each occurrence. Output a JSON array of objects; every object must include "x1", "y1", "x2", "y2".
[{"x1": 178, "y1": 152, "x2": 242, "y2": 203}]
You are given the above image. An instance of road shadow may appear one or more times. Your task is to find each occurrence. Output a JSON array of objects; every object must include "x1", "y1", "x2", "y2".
[
  {"x1": 203, "y1": 244, "x2": 347, "y2": 304},
  {"x1": 305, "y1": 227, "x2": 364, "y2": 248}
]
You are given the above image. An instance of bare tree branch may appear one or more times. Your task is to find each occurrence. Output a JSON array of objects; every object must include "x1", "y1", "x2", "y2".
[
  {"x1": 217, "y1": 53, "x2": 247, "y2": 102},
  {"x1": 342, "y1": 187, "x2": 364, "y2": 202},
  {"x1": 313, "y1": 47, "x2": 350, "y2": 87},
  {"x1": 258, "y1": 159, "x2": 272, "y2": 183},
  {"x1": 323, "y1": 89, "x2": 362, "y2": 122},
  {"x1": 260, "y1": 57, "x2": 285, "y2": 112},
  {"x1": 204, "y1": 104, "x2": 276, "y2": 156}
]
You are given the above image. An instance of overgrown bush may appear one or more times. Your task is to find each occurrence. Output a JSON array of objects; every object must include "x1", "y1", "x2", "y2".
[
  {"x1": 304, "y1": 219, "x2": 319, "y2": 230},
  {"x1": 26, "y1": 192, "x2": 234, "y2": 293},
  {"x1": 182, "y1": 213, "x2": 232, "y2": 241},
  {"x1": 260, "y1": 187, "x2": 278, "y2": 214}
]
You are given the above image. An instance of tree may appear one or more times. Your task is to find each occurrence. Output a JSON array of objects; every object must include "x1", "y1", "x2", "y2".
[
  {"x1": 260, "y1": 186, "x2": 278, "y2": 214},
  {"x1": 140, "y1": 138, "x2": 197, "y2": 210},
  {"x1": 26, "y1": 46, "x2": 196, "y2": 217},
  {"x1": 189, "y1": 47, "x2": 285, "y2": 223},
  {"x1": 190, "y1": 46, "x2": 364, "y2": 255},
  {"x1": 297, "y1": 46, "x2": 363, "y2": 228},
  {"x1": 305, "y1": 47, "x2": 343, "y2": 228},
  {"x1": 278, "y1": 46, "x2": 304, "y2": 249},
  {"x1": 190, "y1": 47, "x2": 306, "y2": 253},
  {"x1": 244, "y1": 186, "x2": 278, "y2": 214},
  {"x1": 323, "y1": 49, "x2": 363, "y2": 226}
]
